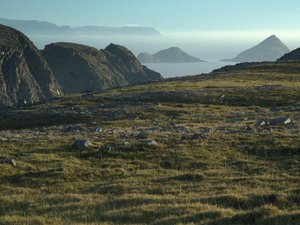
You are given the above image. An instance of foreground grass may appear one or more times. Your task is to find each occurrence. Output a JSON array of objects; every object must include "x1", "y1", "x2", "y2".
[{"x1": 0, "y1": 61, "x2": 299, "y2": 224}]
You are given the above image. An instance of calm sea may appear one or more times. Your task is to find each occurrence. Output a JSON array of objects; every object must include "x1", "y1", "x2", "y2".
[{"x1": 143, "y1": 61, "x2": 235, "y2": 78}]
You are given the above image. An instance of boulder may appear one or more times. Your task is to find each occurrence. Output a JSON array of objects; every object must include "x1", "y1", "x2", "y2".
[
  {"x1": 256, "y1": 117, "x2": 292, "y2": 127},
  {"x1": 73, "y1": 139, "x2": 92, "y2": 150},
  {"x1": 63, "y1": 125, "x2": 85, "y2": 133},
  {"x1": 137, "y1": 131, "x2": 149, "y2": 139},
  {"x1": 142, "y1": 140, "x2": 158, "y2": 147},
  {"x1": 0, "y1": 157, "x2": 17, "y2": 167},
  {"x1": 100, "y1": 145, "x2": 112, "y2": 151}
]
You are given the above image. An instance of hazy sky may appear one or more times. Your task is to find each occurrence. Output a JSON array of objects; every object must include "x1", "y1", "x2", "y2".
[{"x1": 1, "y1": 0, "x2": 300, "y2": 32}]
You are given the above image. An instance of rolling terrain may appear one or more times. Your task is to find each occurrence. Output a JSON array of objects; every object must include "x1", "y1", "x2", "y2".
[{"x1": 0, "y1": 61, "x2": 299, "y2": 225}]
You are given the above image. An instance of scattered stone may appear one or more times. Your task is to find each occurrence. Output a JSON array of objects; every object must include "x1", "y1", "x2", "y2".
[
  {"x1": 95, "y1": 128, "x2": 103, "y2": 133},
  {"x1": 10, "y1": 159, "x2": 17, "y2": 167},
  {"x1": 283, "y1": 117, "x2": 292, "y2": 125},
  {"x1": 63, "y1": 125, "x2": 85, "y2": 133},
  {"x1": 0, "y1": 157, "x2": 17, "y2": 167},
  {"x1": 220, "y1": 95, "x2": 226, "y2": 101},
  {"x1": 269, "y1": 117, "x2": 292, "y2": 125},
  {"x1": 137, "y1": 131, "x2": 149, "y2": 139},
  {"x1": 100, "y1": 145, "x2": 112, "y2": 151},
  {"x1": 73, "y1": 139, "x2": 92, "y2": 150},
  {"x1": 255, "y1": 108, "x2": 263, "y2": 113},
  {"x1": 143, "y1": 140, "x2": 158, "y2": 147},
  {"x1": 0, "y1": 137, "x2": 8, "y2": 141},
  {"x1": 124, "y1": 141, "x2": 130, "y2": 147},
  {"x1": 191, "y1": 133, "x2": 207, "y2": 140},
  {"x1": 256, "y1": 117, "x2": 292, "y2": 127},
  {"x1": 72, "y1": 105, "x2": 82, "y2": 111},
  {"x1": 256, "y1": 120, "x2": 267, "y2": 127}
]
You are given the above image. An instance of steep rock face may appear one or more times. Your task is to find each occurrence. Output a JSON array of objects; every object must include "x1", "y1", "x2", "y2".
[
  {"x1": 223, "y1": 35, "x2": 290, "y2": 62},
  {"x1": 0, "y1": 24, "x2": 62, "y2": 106},
  {"x1": 138, "y1": 47, "x2": 205, "y2": 63},
  {"x1": 42, "y1": 43, "x2": 162, "y2": 94},
  {"x1": 278, "y1": 48, "x2": 300, "y2": 61},
  {"x1": 104, "y1": 44, "x2": 162, "y2": 83}
]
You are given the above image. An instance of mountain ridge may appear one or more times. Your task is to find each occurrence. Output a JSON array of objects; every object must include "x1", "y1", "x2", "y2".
[{"x1": 42, "y1": 42, "x2": 162, "y2": 94}]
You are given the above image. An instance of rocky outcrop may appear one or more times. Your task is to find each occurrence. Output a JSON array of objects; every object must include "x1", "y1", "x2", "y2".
[
  {"x1": 278, "y1": 48, "x2": 300, "y2": 61},
  {"x1": 42, "y1": 42, "x2": 162, "y2": 94},
  {"x1": 0, "y1": 24, "x2": 62, "y2": 107},
  {"x1": 138, "y1": 47, "x2": 205, "y2": 63},
  {"x1": 223, "y1": 35, "x2": 290, "y2": 62}
]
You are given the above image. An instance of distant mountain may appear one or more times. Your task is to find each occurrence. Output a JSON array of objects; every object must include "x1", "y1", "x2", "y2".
[
  {"x1": 223, "y1": 35, "x2": 290, "y2": 62},
  {"x1": 0, "y1": 18, "x2": 76, "y2": 36},
  {"x1": 138, "y1": 47, "x2": 205, "y2": 63},
  {"x1": 278, "y1": 48, "x2": 300, "y2": 61},
  {"x1": 0, "y1": 18, "x2": 161, "y2": 37},
  {"x1": 42, "y1": 42, "x2": 162, "y2": 94},
  {"x1": 73, "y1": 26, "x2": 161, "y2": 37},
  {"x1": 0, "y1": 24, "x2": 62, "y2": 106}
]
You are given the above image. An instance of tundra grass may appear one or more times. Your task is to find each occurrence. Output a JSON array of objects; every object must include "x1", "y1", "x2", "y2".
[{"x1": 0, "y1": 62, "x2": 299, "y2": 224}]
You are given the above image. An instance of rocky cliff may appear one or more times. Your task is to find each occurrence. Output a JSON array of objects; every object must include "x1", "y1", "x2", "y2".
[
  {"x1": 0, "y1": 24, "x2": 62, "y2": 106},
  {"x1": 42, "y1": 42, "x2": 162, "y2": 94}
]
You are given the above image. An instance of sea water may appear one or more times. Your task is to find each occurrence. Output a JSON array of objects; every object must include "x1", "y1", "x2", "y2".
[{"x1": 144, "y1": 61, "x2": 236, "y2": 78}]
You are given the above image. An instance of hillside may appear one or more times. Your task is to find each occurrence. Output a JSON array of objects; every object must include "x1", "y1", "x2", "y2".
[
  {"x1": 223, "y1": 35, "x2": 290, "y2": 62},
  {"x1": 0, "y1": 60, "x2": 299, "y2": 224},
  {"x1": 278, "y1": 48, "x2": 300, "y2": 61},
  {"x1": 0, "y1": 24, "x2": 62, "y2": 106},
  {"x1": 138, "y1": 47, "x2": 205, "y2": 63},
  {"x1": 42, "y1": 42, "x2": 162, "y2": 94}
]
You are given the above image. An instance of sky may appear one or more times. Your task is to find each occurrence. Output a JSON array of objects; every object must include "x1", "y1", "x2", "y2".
[
  {"x1": 1, "y1": 0, "x2": 300, "y2": 32},
  {"x1": 1, "y1": 0, "x2": 300, "y2": 60}
]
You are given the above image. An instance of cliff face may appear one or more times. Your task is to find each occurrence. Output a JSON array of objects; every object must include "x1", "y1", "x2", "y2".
[
  {"x1": 0, "y1": 24, "x2": 62, "y2": 106},
  {"x1": 42, "y1": 43, "x2": 162, "y2": 94}
]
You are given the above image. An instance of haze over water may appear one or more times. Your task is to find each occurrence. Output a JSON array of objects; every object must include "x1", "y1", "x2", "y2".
[
  {"x1": 29, "y1": 31, "x2": 300, "y2": 77},
  {"x1": 3, "y1": 0, "x2": 300, "y2": 77}
]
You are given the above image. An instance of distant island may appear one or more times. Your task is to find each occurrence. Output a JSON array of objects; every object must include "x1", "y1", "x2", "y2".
[
  {"x1": 137, "y1": 47, "x2": 205, "y2": 63},
  {"x1": 222, "y1": 35, "x2": 290, "y2": 62},
  {"x1": 0, "y1": 18, "x2": 161, "y2": 37}
]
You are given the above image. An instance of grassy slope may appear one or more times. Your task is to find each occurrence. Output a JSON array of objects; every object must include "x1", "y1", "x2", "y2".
[{"x1": 0, "y1": 62, "x2": 299, "y2": 225}]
